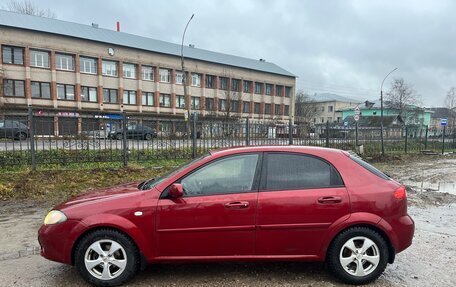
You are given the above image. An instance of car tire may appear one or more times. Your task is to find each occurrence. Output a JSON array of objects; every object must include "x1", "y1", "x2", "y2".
[
  {"x1": 144, "y1": 133, "x2": 152, "y2": 140},
  {"x1": 115, "y1": 133, "x2": 123, "y2": 140},
  {"x1": 74, "y1": 229, "x2": 140, "y2": 287},
  {"x1": 16, "y1": 132, "x2": 27, "y2": 141},
  {"x1": 326, "y1": 226, "x2": 389, "y2": 285}
]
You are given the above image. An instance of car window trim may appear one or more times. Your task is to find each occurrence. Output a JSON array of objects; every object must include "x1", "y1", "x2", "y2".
[
  {"x1": 259, "y1": 151, "x2": 345, "y2": 192},
  {"x1": 160, "y1": 152, "x2": 262, "y2": 199}
]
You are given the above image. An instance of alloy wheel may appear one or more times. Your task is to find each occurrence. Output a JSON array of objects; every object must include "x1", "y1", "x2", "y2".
[
  {"x1": 84, "y1": 239, "x2": 127, "y2": 281},
  {"x1": 339, "y1": 236, "x2": 380, "y2": 277}
]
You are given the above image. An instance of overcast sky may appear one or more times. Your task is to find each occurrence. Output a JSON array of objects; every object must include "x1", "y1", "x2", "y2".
[{"x1": 3, "y1": 0, "x2": 455, "y2": 106}]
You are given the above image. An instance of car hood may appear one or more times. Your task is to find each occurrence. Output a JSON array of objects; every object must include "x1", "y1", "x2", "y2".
[{"x1": 55, "y1": 181, "x2": 143, "y2": 210}]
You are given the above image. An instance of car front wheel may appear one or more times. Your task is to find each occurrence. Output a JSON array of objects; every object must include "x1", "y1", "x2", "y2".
[
  {"x1": 326, "y1": 227, "x2": 389, "y2": 285},
  {"x1": 74, "y1": 229, "x2": 139, "y2": 287}
]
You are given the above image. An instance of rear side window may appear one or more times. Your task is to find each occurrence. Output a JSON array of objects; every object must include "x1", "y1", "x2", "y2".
[
  {"x1": 263, "y1": 153, "x2": 343, "y2": 190},
  {"x1": 350, "y1": 155, "x2": 389, "y2": 180}
]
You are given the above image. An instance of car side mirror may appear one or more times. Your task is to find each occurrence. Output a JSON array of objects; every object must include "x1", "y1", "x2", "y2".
[{"x1": 169, "y1": 183, "x2": 184, "y2": 198}]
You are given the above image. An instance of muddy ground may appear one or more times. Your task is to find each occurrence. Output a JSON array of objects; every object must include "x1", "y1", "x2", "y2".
[{"x1": 0, "y1": 154, "x2": 455, "y2": 287}]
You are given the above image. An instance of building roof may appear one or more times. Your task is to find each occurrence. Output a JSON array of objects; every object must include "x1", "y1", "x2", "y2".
[
  {"x1": 0, "y1": 9, "x2": 295, "y2": 78},
  {"x1": 339, "y1": 100, "x2": 433, "y2": 113},
  {"x1": 310, "y1": 93, "x2": 360, "y2": 103},
  {"x1": 429, "y1": 107, "x2": 456, "y2": 119},
  {"x1": 343, "y1": 115, "x2": 403, "y2": 127}
]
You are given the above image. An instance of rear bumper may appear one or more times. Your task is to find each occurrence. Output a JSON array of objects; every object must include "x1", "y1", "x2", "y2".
[{"x1": 380, "y1": 214, "x2": 415, "y2": 254}]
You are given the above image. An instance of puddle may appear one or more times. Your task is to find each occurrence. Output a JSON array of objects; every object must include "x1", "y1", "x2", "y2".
[{"x1": 403, "y1": 180, "x2": 456, "y2": 195}]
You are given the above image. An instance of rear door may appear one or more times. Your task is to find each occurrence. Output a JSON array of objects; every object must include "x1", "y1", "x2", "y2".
[
  {"x1": 256, "y1": 152, "x2": 350, "y2": 256},
  {"x1": 156, "y1": 153, "x2": 261, "y2": 257}
]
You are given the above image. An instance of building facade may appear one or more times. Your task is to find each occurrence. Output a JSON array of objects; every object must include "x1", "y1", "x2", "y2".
[
  {"x1": 310, "y1": 93, "x2": 360, "y2": 124},
  {"x1": 0, "y1": 10, "x2": 296, "y2": 135}
]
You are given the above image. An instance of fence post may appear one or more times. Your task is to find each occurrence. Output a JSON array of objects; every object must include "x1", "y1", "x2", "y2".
[
  {"x1": 404, "y1": 126, "x2": 408, "y2": 153},
  {"x1": 355, "y1": 121, "x2": 359, "y2": 147},
  {"x1": 122, "y1": 112, "x2": 128, "y2": 167},
  {"x1": 442, "y1": 125, "x2": 446, "y2": 155},
  {"x1": 380, "y1": 122, "x2": 385, "y2": 156},
  {"x1": 424, "y1": 125, "x2": 428, "y2": 150},
  {"x1": 245, "y1": 118, "x2": 250, "y2": 146},
  {"x1": 325, "y1": 121, "x2": 330, "y2": 148},
  {"x1": 28, "y1": 106, "x2": 36, "y2": 170},
  {"x1": 288, "y1": 118, "x2": 293, "y2": 145},
  {"x1": 192, "y1": 112, "x2": 197, "y2": 158}
]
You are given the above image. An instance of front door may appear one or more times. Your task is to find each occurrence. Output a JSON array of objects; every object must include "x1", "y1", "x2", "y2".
[
  {"x1": 156, "y1": 153, "x2": 261, "y2": 257},
  {"x1": 256, "y1": 152, "x2": 350, "y2": 256}
]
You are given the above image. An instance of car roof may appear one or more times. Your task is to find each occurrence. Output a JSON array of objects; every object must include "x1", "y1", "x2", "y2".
[{"x1": 209, "y1": 145, "x2": 347, "y2": 157}]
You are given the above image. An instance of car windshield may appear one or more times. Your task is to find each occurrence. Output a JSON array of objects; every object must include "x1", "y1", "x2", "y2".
[{"x1": 142, "y1": 153, "x2": 210, "y2": 190}]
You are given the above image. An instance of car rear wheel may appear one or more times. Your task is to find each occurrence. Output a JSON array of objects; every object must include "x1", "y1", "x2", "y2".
[
  {"x1": 74, "y1": 229, "x2": 139, "y2": 287},
  {"x1": 16, "y1": 132, "x2": 27, "y2": 141},
  {"x1": 115, "y1": 133, "x2": 123, "y2": 140},
  {"x1": 326, "y1": 227, "x2": 389, "y2": 285},
  {"x1": 144, "y1": 133, "x2": 152, "y2": 140}
]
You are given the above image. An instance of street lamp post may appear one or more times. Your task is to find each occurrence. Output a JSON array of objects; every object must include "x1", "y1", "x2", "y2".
[
  {"x1": 380, "y1": 67, "x2": 398, "y2": 156},
  {"x1": 181, "y1": 14, "x2": 194, "y2": 138}
]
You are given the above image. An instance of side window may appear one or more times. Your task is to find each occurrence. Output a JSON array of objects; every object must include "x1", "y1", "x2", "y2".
[
  {"x1": 264, "y1": 153, "x2": 343, "y2": 190},
  {"x1": 181, "y1": 154, "x2": 259, "y2": 196}
]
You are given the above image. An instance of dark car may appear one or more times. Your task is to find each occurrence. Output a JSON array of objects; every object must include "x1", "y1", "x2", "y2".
[
  {"x1": 109, "y1": 125, "x2": 157, "y2": 140},
  {"x1": 0, "y1": 120, "x2": 29, "y2": 140},
  {"x1": 38, "y1": 146, "x2": 414, "y2": 287}
]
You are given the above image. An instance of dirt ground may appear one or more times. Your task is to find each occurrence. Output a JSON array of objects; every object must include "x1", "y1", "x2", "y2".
[{"x1": 0, "y1": 155, "x2": 455, "y2": 287}]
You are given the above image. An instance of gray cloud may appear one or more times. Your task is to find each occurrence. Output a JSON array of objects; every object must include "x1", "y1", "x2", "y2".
[{"x1": 9, "y1": 0, "x2": 456, "y2": 106}]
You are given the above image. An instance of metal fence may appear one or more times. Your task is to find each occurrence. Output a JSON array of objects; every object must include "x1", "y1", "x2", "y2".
[{"x1": 0, "y1": 107, "x2": 455, "y2": 169}]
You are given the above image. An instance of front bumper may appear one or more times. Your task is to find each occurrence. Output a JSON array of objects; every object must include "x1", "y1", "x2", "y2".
[{"x1": 38, "y1": 219, "x2": 81, "y2": 265}]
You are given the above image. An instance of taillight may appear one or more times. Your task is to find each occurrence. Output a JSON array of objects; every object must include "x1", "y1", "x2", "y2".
[{"x1": 394, "y1": 186, "x2": 407, "y2": 199}]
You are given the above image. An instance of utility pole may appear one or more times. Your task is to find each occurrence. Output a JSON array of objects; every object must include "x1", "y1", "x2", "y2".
[
  {"x1": 380, "y1": 67, "x2": 398, "y2": 156},
  {"x1": 181, "y1": 14, "x2": 194, "y2": 139}
]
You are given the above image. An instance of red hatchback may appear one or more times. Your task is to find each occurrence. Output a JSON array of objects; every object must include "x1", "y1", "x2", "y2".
[{"x1": 38, "y1": 146, "x2": 414, "y2": 286}]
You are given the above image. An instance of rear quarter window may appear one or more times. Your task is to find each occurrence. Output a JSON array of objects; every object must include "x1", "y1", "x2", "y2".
[{"x1": 350, "y1": 155, "x2": 390, "y2": 180}]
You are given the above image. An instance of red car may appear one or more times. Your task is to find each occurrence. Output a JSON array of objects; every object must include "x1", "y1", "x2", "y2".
[{"x1": 38, "y1": 146, "x2": 414, "y2": 286}]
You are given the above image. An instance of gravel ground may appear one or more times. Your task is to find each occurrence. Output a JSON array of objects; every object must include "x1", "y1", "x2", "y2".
[{"x1": 0, "y1": 155, "x2": 455, "y2": 287}]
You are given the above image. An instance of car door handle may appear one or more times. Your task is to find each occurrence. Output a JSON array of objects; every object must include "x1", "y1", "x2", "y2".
[
  {"x1": 318, "y1": 196, "x2": 342, "y2": 204},
  {"x1": 224, "y1": 201, "x2": 249, "y2": 209}
]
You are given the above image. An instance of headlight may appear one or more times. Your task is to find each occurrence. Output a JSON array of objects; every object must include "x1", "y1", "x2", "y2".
[{"x1": 44, "y1": 210, "x2": 67, "y2": 225}]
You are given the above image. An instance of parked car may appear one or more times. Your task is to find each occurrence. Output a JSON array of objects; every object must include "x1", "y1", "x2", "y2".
[
  {"x1": 38, "y1": 146, "x2": 414, "y2": 286},
  {"x1": 0, "y1": 120, "x2": 29, "y2": 140},
  {"x1": 109, "y1": 125, "x2": 157, "y2": 140}
]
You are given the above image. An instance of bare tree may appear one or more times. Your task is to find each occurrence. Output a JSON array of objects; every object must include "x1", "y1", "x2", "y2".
[
  {"x1": 385, "y1": 78, "x2": 421, "y2": 124},
  {"x1": 4, "y1": 0, "x2": 56, "y2": 18},
  {"x1": 294, "y1": 91, "x2": 320, "y2": 124},
  {"x1": 445, "y1": 87, "x2": 456, "y2": 110}
]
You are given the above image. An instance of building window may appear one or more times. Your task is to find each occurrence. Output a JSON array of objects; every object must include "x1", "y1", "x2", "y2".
[
  {"x1": 123, "y1": 90, "x2": 136, "y2": 105},
  {"x1": 160, "y1": 93, "x2": 171, "y2": 107},
  {"x1": 276, "y1": 85, "x2": 283, "y2": 97},
  {"x1": 191, "y1": 73, "x2": 201, "y2": 87},
  {"x1": 231, "y1": 79, "x2": 241, "y2": 92},
  {"x1": 320, "y1": 106, "x2": 325, "y2": 112},
  {"x1": 191, "y1": 97, "x2": 200, "y2": 109},
  {"x1": 328, "y1": 117, "x2": 333, "y2": 122},
  {"x1": 284, "y1": 105, "x2": 290, "y2": 116},
  {"x1": 31, "y1": 81, "x2": 51, "y2": 99},
  {"x1": 265, "y1": 103, "x2": 271, "y2": 114},
  {"x1": 175, "y1": 71, "x2": 184, "y2": 84},
  {"x1": 321, "y1": 117, "x2": 325, "y2": 123},
  {"x1": 265, "y1": 84, "x2": 273, "y2": 95},
  {"x1": 122, "y1": 63, "x2": 137, "y2": 79},
  {"x1": 328, "y1": 106, "x2": 334, "y2": 112},
  {"x1": 243, "y1": 80, "x2": 251, "y2": 93},
  {"x1": 2, "y1": 46, "x2": 24, "y2": 65},
  {"x1": 243, "y1": 101, "x2": 250, "y2": 113},
  {"x1": 55, "y1": 53, "x2": 74, "y2": 71},
  {"x1": 80, "y1": 57, "x2": 97, "y2": 74},
  {"x1": 205, "y1": 98, "x2": 214, "y2": 111},
  {"x1": 57, "y1": 84, "x2": 75, "y2": 100},
  {"x1": 206, "y1": 75, "x2": 215, "y2": 88},
  {"x1": 142, "y1": 92, "x2": 154, "y2": 106},
  {"x1": 102, "y1": 60, "x2": 118, "y2": 76},
  {"x1": 159, "y1": 68, "x2": 170, "y2": 83},
  {"x1": 230, "y1": 100, "x2": 239, "y2": 112},
  {"x1": 141, "y1": 66, "x2": 154, "y2": 81},
  {"x1": 285, "y1": 86, "x2": 292, "y2": 97},
  {"x1": 81, "y1": 86, "x2": 98, "y2": 102},
  {"x1": 255, "y1": 82, "x2": 263, "y2": 94},
  {"x1": 218, "y1": 99, "x2": 226, "y2": 111},
  {"x1": 175, "y1": 95, "x2": 186, "y2": 109},
  {"x1": 219, "y1": 77, "x2": 228, "y2": 90},
  {"x1": 2, "y1": 79, "x2": 25, "y2": 97},
  {"x1": 30, "y1": 49, "x2": 50, "y2": 68},
  {"x1": 254, "y1": 102, "x2": 260, "y2": 114},
  {"x1": 103, "y1": 88, "x2": 118, "y2": 103},
  {"x1": 275, "y1": 104, "x2": 281, "y2": 115}
]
